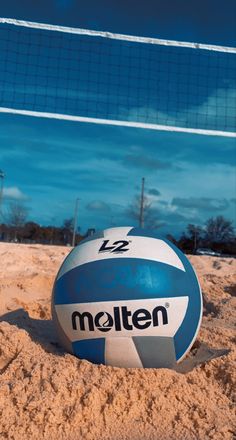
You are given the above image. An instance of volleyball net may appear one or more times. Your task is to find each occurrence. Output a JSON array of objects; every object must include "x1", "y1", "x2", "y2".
[{"x1": 0, "y1": 17, "x2": 236, "y2": 137}]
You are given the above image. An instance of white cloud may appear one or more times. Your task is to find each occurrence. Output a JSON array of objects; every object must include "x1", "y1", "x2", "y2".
[
  {"x1": 127, "y1": 86, "x2": 236, "y2": 132},
  {"x1": 3, "y1": 187, "x2": 29, "y2": 201},
  {"x1": 86, "y1": 200, "x2": 111, "y2": 212}
]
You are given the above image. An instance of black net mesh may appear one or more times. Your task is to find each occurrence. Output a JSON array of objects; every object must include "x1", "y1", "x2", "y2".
[{"x1": 0, "y1": 22, "x2": 236, "y2": 133}]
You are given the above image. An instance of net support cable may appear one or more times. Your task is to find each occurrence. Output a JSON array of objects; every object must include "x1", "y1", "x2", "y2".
[
  {"x1": 0, "y1": 17, "x2": 235, "y2": 53},
  {"x1": 0, "y1": 107, "x2": 235, "y2": 137}
]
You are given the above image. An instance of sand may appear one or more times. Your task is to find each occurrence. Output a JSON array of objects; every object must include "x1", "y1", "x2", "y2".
[{"x1": 0, "y1": 242, "x2": 235, "y2": 440}]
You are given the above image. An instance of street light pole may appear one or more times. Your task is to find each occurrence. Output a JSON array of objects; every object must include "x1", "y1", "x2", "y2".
[
  {"x1": 72, "y1": 198, "x2": 79, "y2": 247},
  {"x1": 0, "y1": 170, "x2": 4, "y2": 241},
  {"x1": 0, "y1": 170, "x2": 5, "y2": 221}
]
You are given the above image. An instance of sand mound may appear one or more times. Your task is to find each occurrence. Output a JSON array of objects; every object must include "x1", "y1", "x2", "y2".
[{"x1": 0, "y1": 243, "x2": 235, "y2": 440}]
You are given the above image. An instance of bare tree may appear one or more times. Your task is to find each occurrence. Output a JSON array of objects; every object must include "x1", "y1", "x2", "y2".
[
  {"x1": 205, "y1": 216, "x2": 234, "y2": 243},
  {"x1": 7, "y1": 202, "x2": 28, "y2": 240},
  {"x1": 8, "y1": 202, "x2": 28, "y2": 227},
  {"x1": 187, "y1": 224, "x2": 203, "y2": 251},
  {"x1": 127, "y1": 194, "x2": 164, "y2": 230},
  {"x1": 127, "y1": 194, "x2": 151, "y2": 225},
  {"x1": 63, "y1": 218, "x2": 74, "y2": 232},
  {"x1": 62, "y1": 218, "x2": 74, "y2": 245}
]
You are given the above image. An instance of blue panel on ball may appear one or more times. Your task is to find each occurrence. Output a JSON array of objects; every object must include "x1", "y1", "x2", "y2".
[
  {"x1": 53, "y1": 258, "x2": 194, "y2": 305},
  {"x1": 72, "y1": 338, "x2": 105, "y2": 364}
]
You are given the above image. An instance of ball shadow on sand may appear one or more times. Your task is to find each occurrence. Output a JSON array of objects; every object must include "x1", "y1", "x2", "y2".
[{"x1": 0, "y1": 308, "x2": 65, "y2": 356}]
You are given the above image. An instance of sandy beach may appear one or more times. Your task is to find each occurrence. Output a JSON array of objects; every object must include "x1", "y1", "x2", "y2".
[{"x1": 0, "y1": 242, "x2": 235, "y2": 440}]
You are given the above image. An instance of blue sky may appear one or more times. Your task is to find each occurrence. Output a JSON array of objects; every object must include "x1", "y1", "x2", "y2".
[{"x1": 0, "y1": 0, "x2": 236, "y2": 236}]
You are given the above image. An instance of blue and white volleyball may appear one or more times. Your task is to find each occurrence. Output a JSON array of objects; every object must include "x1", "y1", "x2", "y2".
[{"x1": 52, "y1": 227, "x2": 202, "y2": 368}]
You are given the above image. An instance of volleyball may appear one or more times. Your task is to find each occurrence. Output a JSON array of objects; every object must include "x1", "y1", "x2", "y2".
[{"x1": 52, "y1": 226, "x2": 202, "y2": 368}]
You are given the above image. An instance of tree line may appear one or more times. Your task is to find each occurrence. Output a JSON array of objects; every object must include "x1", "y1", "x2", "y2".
[
  {"x1": 168, "y1": 216, "x2": 236, "y2": 255},
  {"x1": 0, "y1": 203, "x2": 83, "y2": 246},
  {"x1": 0, "y1": 202, "x2": 235, "y2": 255}
]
